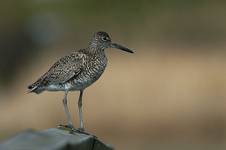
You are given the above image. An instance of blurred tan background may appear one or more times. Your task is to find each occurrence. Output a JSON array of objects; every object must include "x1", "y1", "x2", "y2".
[{"x1": 1, "y1": 0, "x2": 226, "y2": 149}]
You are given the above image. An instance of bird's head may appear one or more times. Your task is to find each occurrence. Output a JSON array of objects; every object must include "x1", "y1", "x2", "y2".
[{"x1": 89, "y1": 31, "x2": 134, "y2": 53}]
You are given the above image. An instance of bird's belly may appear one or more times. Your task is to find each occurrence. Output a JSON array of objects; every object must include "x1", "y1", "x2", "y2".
[
  {"x1": 45, "y1": 75, "x2": 102, "y2": 91},
  {"x1": 45, "y1": 84, "x2": 66, "y2": 91},
  {"x1": 45, "y1": 73, "x2": 103, "y2": 91}
]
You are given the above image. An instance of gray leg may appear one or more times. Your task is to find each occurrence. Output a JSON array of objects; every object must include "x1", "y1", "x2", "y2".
[
  {"x1": 78, "y1": 90, "x2": 84, "y2": 131},
  {"x1": 63, "y1": 91, "x2": 73, "y2": 128}
]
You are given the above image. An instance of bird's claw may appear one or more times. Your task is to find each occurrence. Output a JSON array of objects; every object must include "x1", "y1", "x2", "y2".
[
  {"x1": 58, "y1": 124, "x2": 74, "y2": 131},
  {"x1": 72, "y1": 128, "x2": 96, "y2": 138},
  {"x1": 57, "y1": 124, "x2": 96, "y2": 138}
]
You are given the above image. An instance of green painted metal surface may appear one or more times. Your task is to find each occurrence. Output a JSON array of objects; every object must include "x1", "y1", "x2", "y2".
[{"x1": 0, "y1": 128, "x2": 113, "y2": 150}]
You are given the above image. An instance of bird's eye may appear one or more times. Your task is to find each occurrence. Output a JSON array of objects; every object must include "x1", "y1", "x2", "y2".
[{"x1": 102, "y1": 37, "x2": 108, "y2": 41}]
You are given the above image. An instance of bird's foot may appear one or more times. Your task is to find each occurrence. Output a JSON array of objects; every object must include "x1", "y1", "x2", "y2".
[
  {"x1": 58, "y1": 124, "x2": 74, "y2": 131},
  {"x1": 71, "y1": 128, "x2": 97, "y2": 138},
  {"x1": 58, "y1": 125, "x2": 96, "y2": 138},
  {"x1": 78, "y1": 127, "x2": 85, "y2": 132}
]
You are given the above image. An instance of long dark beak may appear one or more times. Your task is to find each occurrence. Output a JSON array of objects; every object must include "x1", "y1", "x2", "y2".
[{"x1": 110, "y1": 43, "x2": 134, "y2": 53}]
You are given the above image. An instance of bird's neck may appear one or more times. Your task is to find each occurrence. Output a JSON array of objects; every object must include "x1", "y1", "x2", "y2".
[{"x1": 88, "y1": 44, "x2": 105, "y2": 55}]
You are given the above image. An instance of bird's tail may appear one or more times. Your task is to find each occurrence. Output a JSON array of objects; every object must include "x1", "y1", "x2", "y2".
[{"x1": 27, "y1": 79, "x2": 44, "y2": 94}]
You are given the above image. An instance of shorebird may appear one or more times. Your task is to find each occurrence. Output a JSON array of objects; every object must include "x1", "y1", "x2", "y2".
[{"x1": 28, "y1": 31, "x2": 133, "y2": 132}]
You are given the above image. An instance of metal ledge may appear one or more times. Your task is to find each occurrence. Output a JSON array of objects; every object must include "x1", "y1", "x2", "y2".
[{"x1": 0, "y1": 128, "x2": 113, "y2": 150}]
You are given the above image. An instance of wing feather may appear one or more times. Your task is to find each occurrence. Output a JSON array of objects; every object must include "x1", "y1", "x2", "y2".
[{"x1": 42, "y1": 51, "x2": 85, "y2": 85}]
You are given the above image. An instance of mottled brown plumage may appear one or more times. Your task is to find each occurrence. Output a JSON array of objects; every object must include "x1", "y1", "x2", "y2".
[
  {"x1": 28, "y1": 50, "x2": 86, "y2": 93},
  {"x1": 28, "y1": 31, "x2": 133, "y2": 131}
]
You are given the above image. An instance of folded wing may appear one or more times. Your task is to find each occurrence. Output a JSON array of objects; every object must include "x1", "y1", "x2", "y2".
[{"x1": 28, "y1": 51, "x2": 86, "y2": 93}]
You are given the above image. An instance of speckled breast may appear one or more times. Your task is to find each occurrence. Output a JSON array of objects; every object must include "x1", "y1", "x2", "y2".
[{"x1": 69, "y1": 55, "x2": 107, "y2": 90}]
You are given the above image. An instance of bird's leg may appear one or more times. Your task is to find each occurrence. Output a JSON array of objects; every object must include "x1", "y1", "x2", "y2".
[
  {"x1": 60, "y1": 90, "x2": 91, "y2": 135},
  {"x1": 62, "y1": 91, "x2": 74, "y2": 129},
  {"x1": 78, "y1": 90, "x2": 84, "y2": 131}
]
